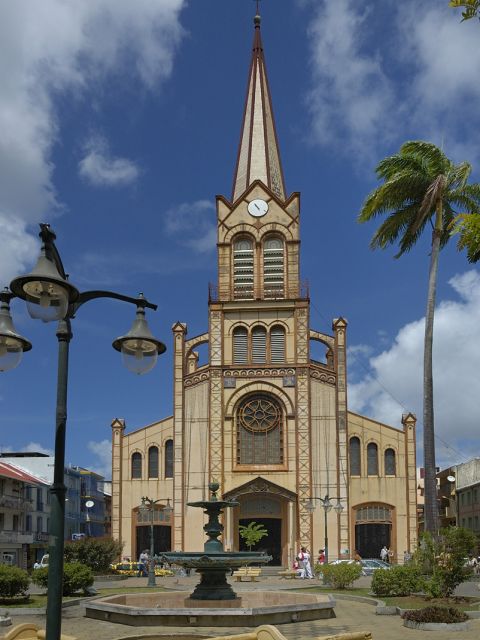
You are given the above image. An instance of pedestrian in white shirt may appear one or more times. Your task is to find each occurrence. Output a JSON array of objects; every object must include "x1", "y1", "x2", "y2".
[{"x1": 298, "y1": 546, "x2": 314, "y2": 579}]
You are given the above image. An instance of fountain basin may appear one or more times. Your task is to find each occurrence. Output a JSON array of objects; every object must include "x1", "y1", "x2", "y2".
[{"x1": 85, "y1": 591, "x2": 336, "y2": 627}]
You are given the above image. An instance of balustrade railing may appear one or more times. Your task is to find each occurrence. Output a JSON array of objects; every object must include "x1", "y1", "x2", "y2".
[{"x1": 209, "y1": 281, "x2": 309, "y2": 302}]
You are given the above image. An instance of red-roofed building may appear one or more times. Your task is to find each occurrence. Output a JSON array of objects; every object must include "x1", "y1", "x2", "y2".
[{"x1": 0, "y1": 461, "x2": 49, "y2": 569}]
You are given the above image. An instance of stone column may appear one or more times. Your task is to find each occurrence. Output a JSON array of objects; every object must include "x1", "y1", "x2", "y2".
[
  {"x1": 402, "y1": 413, "x2": 418, "y2": 552},
  {"x1": 172, "y1": 322, "x2": 187, "y2": 550},
  {"x1": 111, "y1": 418, "x2": 125, "y2": 545}
]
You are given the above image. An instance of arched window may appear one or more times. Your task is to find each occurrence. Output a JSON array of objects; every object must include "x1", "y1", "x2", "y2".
[
  {"x1": 131, "y1": 452, "x2": 142, "y2": 479},
  {"x1": 367, "y1": 443, "x2": 379, "y2": 476},
  {"x1": 251, "y1": 326, "x2": 267, "y2": 363},
  {"x1": 237, "y1": 394, "x2": 283, "y2": 465},
  {"x1": 349, "y1": 437, "x2": 361, "y2": 475},
  {"x1": 385, "y1": 448, "x2": 396, "y2": 476},
  {"x1": 263, "y1": 237, "x2": 284, "y2": 299},
  {"x1": 270, "y1": 325, "x2": 285, "y2": 363},
  {"x1": 148, "y1": 446, "x2": 159, "y2": 478},
  {"x1": 233, "y1": 238, "x2": 254, "y2": 299},
  {"x1": 165, "y1": 440, "x2": 174, "y2": 478},
  {"x1": 233, "y1": 327, "x2": 248, "y2": 364}
]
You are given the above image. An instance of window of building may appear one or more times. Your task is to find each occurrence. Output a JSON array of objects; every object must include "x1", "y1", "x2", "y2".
[
  {"x1": 131, "y1": 452, "x2": 142, "y2": 479},
  {"x1": 36, "y1": 488, "x2": 43, "y2": 511},
  {"x1": 237, "y1": 394, "x2": 283, "y2": 465},
  {"x1": 26, "y1": 514, "x2": 32, "y2": 532},
  {"x1": 47, "y1": 518, "x2": 50, "y2": 533},
  {"x1": 36, "y1": 516, "x2": 42, "y2": 533},
  {"x1": 12, "y1": 514, "x2": 19, "y2": 531},
  {"x1": 349, "y1": 437, "x2": 361, "y2": 475},
  {"x1": 475, "y1": 515, "x2": 479, "y2": 531},
  {"x1": 356, "y1": 505, "x2": 392, "y2": 522},
  {"x1": 367, "y1": 442, "x2": 379, "y2": 476},
  {"x1": 270, "y1": 325, "x2": 285, "y2": 363},
  {"x1": 251, "y1": 326, "x2": 267, "y2": 363},
  {"x1": 384, "y1": 448, "x2": 396, "y2": 476},
  {"x1": 25, "y1": 486, "x2": 33, "y2": 501},
  {"x1": 263, "y1": 237, "x2": 284, "y2": 298},
  {"x1": 233, "y1": 327, "x2": 248, "y2": 364},
  {"x1": 165, "y1": 439, "x2": 174, "y2": 479},
  {"x1": 148, "y1": 446, "x2": 159, "y2": 479},
  {"x1": 233, "y1": 238, "x2": 254, "y2": 299}
]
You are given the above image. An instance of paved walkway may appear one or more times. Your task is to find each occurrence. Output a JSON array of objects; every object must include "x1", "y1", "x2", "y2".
[{"x1": 9, "y1": 575, "x2": 480, "y2": 640}]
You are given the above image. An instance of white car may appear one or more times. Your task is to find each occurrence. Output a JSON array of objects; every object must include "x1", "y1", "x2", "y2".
[{"x1": 33, "y1": 554, "x2": 49, "y2": 570}]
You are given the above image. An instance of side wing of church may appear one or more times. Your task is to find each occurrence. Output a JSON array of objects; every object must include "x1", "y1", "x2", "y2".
[{"x1": 111, "y1": 14, "x2": 417, "y2": 566}]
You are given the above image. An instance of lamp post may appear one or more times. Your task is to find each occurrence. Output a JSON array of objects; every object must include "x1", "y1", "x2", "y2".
[
  {"x1": 305, "y1": 495, "x2": 345, "y2": 564},
  {"x1": 139, "y1": 497, "x2": 173, "y2": 587},
  {"x1": 0, "y1": 224, "x2": 166, "y2": 640}
]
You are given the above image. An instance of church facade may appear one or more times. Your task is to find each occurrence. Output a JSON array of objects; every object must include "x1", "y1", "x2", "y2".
[{"x1": 111, "y1": 15, "x2": 418, "y2": 567}]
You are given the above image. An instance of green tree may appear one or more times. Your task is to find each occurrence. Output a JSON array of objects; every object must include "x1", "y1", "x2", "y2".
[
  {"x1": 239, "y1": 521, "x2": 268, "y2": 551},
  {"x1": 449, "y1": 0, "x2": 480, "y2": 21},
  {"x1": 415, "y1": 527, "x2": 476, "y2": 597},
  {"x1": 63, "y1": 537, "x2": 123, "y2": 573},
  {"x1": 359, "y1": 140, "x2": 480, "y2": 534},
  {"x1": 452, "y1": 213, "x2": 480, "y2": 262}
]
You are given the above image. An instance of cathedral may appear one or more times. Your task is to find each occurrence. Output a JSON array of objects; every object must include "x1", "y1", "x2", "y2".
[{"x1": 111, "y1": 14, "x2": 418, "y2": 567}]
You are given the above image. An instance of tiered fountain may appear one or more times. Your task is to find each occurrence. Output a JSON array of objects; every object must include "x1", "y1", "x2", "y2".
[{"x1": 86, "y1": 482, "x2": 336, "y2": 627}]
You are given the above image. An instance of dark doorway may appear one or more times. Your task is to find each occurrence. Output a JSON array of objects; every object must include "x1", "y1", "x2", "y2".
[
  {"x1": 355, "y1": 523, "x2": 391, "y2": 559},
  {"x1": 239, "y1": 518, "x2": 282, "y2": 565},
  {"x1": 136, "y1": 525, "x2": 171, "y2": 559}
]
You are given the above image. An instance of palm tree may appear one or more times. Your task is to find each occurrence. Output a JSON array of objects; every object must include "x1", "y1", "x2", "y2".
[{"x1": 359, "y1": 140, "x2": 480, "y2": 534}]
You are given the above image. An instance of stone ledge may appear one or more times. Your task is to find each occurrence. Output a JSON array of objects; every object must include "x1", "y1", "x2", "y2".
[{"x1": 403, "y1": 618, "x2": 469, "y2": 631}]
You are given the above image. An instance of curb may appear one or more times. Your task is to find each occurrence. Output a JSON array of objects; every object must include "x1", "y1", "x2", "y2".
[{"x1": 403, "y1": 618, "x2": 469, "y2": 631}]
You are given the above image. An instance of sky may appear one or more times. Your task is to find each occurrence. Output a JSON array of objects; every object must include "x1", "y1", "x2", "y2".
[{"x1": 1, "y1": 0, "x2": 479, "y2": 479}]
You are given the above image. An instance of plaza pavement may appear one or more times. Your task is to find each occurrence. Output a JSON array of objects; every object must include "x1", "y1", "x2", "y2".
[{"x1": 9, "y1": 574, "x2": 480, "y2": 640}]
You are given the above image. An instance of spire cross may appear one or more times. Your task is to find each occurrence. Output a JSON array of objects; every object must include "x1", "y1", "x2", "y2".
[{"x1": 254, "y1": 0, "x2": 261, "y2": 15}]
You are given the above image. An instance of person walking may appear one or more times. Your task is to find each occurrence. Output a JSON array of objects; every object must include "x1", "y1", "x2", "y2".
[
  {"x1": 138, "y1": 549, "x2": 148, "y2": 577},
  {"x1": 380, "y1": 545, "x2": 388, "y2": 563},
  {"x1": 317, "y1": 549, "x2": 325, "y2": 565}
]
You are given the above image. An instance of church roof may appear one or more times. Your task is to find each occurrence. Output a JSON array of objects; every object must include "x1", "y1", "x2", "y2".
[{"x1": 231, "y1": 12, "x2": 286, "y2": 203}]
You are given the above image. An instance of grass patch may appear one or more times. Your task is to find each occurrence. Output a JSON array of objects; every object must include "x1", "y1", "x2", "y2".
[
  {"x1": 382, "y1": 595, "x2": 480, "y2": 613},
  {"x1": 0, "y1": 595, "x2": 79, "y2": 608}
]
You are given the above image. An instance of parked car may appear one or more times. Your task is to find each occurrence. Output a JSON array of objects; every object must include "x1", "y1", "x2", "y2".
[
  {"x1": 110, "y1": 561, "x2": 174, "y2": 577},
  {"x1": 328, "y1": 557, "x2": 391, "y2": 576},
  {"x1": 33, "y1": 554, "x2": 49, "y2": 570}
]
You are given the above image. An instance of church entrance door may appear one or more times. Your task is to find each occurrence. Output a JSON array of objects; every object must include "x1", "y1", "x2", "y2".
[
  {"x1": 136, "y1": 525, "x2": 171, "y2": 559},
  {"x1": 239, "y1": 517, "x2": 281, "y2": 565},
  {"x1": 355, "y1": 523, "x2": 391, "y2": 559}
]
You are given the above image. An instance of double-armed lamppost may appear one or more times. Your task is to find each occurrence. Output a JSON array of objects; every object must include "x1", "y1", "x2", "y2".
[
  {"x1": 305, "y1": 495, "x2": 345, "y2": 564},
  {"x1": 139, "y1": 496, "x2": 173, "y2": 587},
  {"x1": 0, "y1": 223, "x2": 166, "y2": 640}
]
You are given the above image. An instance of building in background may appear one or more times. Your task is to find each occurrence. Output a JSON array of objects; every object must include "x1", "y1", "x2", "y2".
[
  {"x1": 436, "y1": 467, "x2": 457, "y2": 529},
  {"x1": 0, "y1": 461, "x2": 49, "y2": 568},
  {"x1": 79, "y1": 468, "x2": 106, "y2": 537},
  {"x1": 456, "y1": 458, "x2": 480, "y2": 540},
  {"x1": 111, "y1": 14, "x2": 418, "y2": 567}
]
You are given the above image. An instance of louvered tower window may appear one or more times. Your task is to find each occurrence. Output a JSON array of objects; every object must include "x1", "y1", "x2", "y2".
[
  {"x1": 251, "y1": 326, "x2": 267, "y2": 363},
  {"x1": 263, "y1": 237, "x2": 284, "y2": 299},
  {"x1": 233, "y1": 238, "x2": 254, "y2": 299},
  {"x1": 233, "y1": 327, "x2": 248, "y2": 364},
  {"x1": 164, "y1": 440, "x2": 173, "y2": 479},
  {"x1": 270, "y1": 325, "x2": 285, "y2": 363}
]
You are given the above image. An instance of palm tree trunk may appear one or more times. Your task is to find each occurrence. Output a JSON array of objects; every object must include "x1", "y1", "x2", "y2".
[{"x1": 423, "y1": 205, "x2": 442, "y2": 535}]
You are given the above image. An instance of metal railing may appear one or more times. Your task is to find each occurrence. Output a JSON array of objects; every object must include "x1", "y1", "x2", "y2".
[
  {"x1": 0, "y1": 530, "x2": 34, "y2": 544},
  {"x1": 0, "y1": 495, "x2": 30, "y2": 510},
  {"x1": 209, "y1": 281, "x2": 309, "y2": 303}
]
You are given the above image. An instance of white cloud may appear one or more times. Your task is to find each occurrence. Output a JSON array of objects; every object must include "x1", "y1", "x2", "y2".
[
  {"x1": 0, "y1": 0, "x2": 185, "y2": 280},
  {"x1": 349, "y1": 270, "x2": 480, "y2": 464},
  {"x1": 0, "y1": 442, "x2": 54, "y2": 456},
  {"x1": 165, "y1": 200, "x2": 217, "y2": 253},
  {"x1": 87, "y1": 439, "x2": 112, "y2": 479},
  {"x1": 306, "y1": 0, "x2": 395, "y2": 158},
  {"x1": 306, "y1": 1, "x2": 480, "y2": 165},
  {"x1": 79, "y1": 135, "x2": 140, "y2": 187},
  {"x1": 0, "y1": 214, "x2": 38, "y2": 284}
]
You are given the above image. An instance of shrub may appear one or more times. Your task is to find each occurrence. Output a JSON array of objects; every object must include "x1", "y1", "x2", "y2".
[
  {"x1": 0, "y1": 565, "x2": 29, "y2": 599},
  {"x1": 64, "y1": 537, "x2": 123, "y2": 573},
  {"x1": 402, "y1": 606, "x2": 468, "y2": 624},
  {"x1": 31, "y1": 562, "x2": 94, "y2": 596},
  {"x1": 321, "y1": 563, "x2": 362, "y2": 589},
  {"x1": 414, "y1": 527, "x2": 476, "y2": 597},
  {"x1": 371, "y1": 565, "x2": 422, "y2": 597}
]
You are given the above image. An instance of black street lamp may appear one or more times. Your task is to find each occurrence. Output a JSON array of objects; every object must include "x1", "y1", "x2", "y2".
[
  {"x1": 139, "y1": 497, "x2": 173, "y2": 587},
  {"x1": 305, "y1": 495, "x2": 344, "y2": 564},
  {"x1": 0, "y1": 223, "x2": 166, "y2": 640}
]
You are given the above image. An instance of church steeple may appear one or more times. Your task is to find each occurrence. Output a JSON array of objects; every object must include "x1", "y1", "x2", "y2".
[{"x1": 231, "y1": 12, "x2": 286, "y2": 203}]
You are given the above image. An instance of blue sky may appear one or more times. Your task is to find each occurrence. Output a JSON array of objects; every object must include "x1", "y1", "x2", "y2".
[{"x1": 1, "y1": 0, "x2": 479, "y2": 478}]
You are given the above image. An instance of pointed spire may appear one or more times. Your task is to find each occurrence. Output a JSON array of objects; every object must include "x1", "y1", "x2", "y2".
[{"x1": 232, "y1": 11, "x2": 286, "y2": 202}]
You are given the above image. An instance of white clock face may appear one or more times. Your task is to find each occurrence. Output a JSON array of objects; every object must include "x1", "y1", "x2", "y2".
[{"x1": 248, "y1": 199, "x2": 269, "y2": 217}]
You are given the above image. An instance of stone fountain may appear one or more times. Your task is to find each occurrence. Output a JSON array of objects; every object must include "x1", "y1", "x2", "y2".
[
  {"x1": 85, "y1": 482, "x2": 336, "y2": 627},
  {"x1": 161, "y1": 481, "x2": 271, "y2": 604}
]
